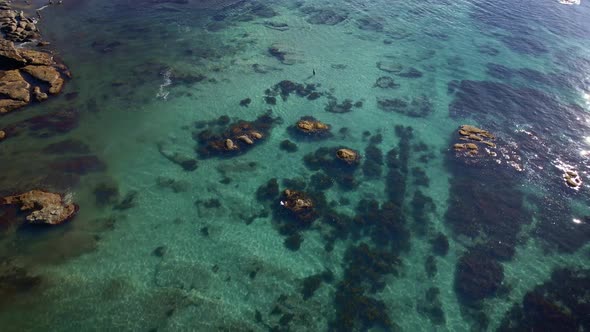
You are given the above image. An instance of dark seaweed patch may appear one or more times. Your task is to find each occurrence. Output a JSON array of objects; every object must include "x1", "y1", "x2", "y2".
[
  {"x1": 454, "y1": 249, "x2": 504, "y2": 304},
  {"x1": 378, "y1": 95, "x2": 433, "y2": 117},
  {"x1": 498, "y1": 268, "x2": 590, "y2": 332},
  {"x1": 279, "y1": 139, "x2": 298, "y2": 152},
  {"x1": 194, "y1": 112, "x2": 278, "y2": 158}
]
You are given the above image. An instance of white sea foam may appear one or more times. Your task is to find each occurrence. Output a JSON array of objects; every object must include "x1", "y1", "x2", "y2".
[{"x1": 156, "y1": 68, "x2": 172, "y2": 100}]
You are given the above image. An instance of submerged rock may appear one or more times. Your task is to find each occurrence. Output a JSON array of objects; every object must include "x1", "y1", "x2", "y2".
[
  {"x1": 2, "y1": 190, "x2": 78, "y2": 225},
  {"x1": 374, "y1": 76, "x2": 399, "y2": 89},
  {"x1": 377, "y1": 95, "x2": 433, "y2": 117},
  {"x1": 301, "y1": 7, "x2": 348, "y2": 25},
  {"x1": 268, "y1": 43, "x2": 301, "y2": 65}
]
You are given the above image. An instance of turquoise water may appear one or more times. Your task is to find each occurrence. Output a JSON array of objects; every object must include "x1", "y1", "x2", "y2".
[{"x1": 1, "y1": 0, "x2": 589, "y2": 331}]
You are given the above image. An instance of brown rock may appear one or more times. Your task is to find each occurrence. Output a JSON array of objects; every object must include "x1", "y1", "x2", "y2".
[
  {"x1": 0, "y1": 39, "x2": 25, "y2": 68},
  {"x1": 2, "y1": 190, "x2": 78, "y2": 225},
  {"x1": 21, "y1": 65, "x2": 64, "y2": 94},
  {"x1": 0, "y1": 69, "x2": 30, "y2": 113},
  {"x1": 296, "y1": 119, "x2": 330, "y2": 132},
  {"x1": 336, "y1": 148, "x2": 360, "y2": 164},
  {"x1": 19, "y1": 49, "x2": 55, "y2": 66},
  {"x1": 33, "y1": 86, "x2": 48, "y2": 101}
]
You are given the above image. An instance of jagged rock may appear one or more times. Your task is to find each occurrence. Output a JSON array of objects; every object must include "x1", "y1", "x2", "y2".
[
  {"x1": 297, "y1": 119, "x2": 328, "y2": 132},
  {"x1": 2, "y1": 190, "x2": 78, "y2": 225},
  {"x1": 336, "y1": 148, "x2": 360, "y2": 164},
  {"x1": 0, "y1": 39, "x2": 25, "y2": 68},
  {"x1": 0, "y1": 69, "x2": 30, "y2": 113},
  {"x1": 452, "y1": 125, "x2": 496, "y2": 157},
  {"x1": 377, "y1": 61, "x2": 403, "y2": 73},
  {"x1": 21, "y1": 65, "x2": 64, "y2": 94},
  {"x1": 0, "y1": 3, "x2": 39, "y2": 42}
]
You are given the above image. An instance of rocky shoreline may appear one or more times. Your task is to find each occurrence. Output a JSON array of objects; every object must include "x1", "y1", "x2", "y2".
[
  {"x1": 0, "y1": 1, "x2": 75, "y2": 224},
  {"x1": 0, "y1": 0, "x2": 69, "y2": 117}
]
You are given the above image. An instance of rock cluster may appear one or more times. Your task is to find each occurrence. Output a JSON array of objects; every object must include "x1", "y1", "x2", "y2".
[
  {"x1": 297, "y1": 119, "x2": 329, "y2": 132},
  {"x1": 195, "y1": 113, "x2": 277, "y2": 158},
  {"x1": 452, "y1": 125, "x2": 496, "y2": 155},
  {"x1": 290, "y1": 117, "x2": 332, "y2": 139},
  {"x1": 0, "y1": 1, "x2": 40, "y2": 43},
  {"x1": 2, "y1": 190, "x2": 78, "y2": 225},
  {"x1": 0, "y1": 39, "x2": 69, "y2": 114}
]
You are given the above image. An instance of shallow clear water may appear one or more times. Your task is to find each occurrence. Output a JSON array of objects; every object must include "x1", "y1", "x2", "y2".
[{"x1": 1, "y1": 0, "x2": 589, "y2": 331}]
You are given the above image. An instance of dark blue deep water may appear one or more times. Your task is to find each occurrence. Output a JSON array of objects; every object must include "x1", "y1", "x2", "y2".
[{"x1": 0, "y1": 0, "x2": 589, "y2": 331}]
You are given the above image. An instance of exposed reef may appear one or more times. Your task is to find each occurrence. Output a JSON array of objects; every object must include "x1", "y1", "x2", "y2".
[
  {"x1": 0, "y1": 38, "x2": 69, "y2": 114},
  {"x1": 288, "y1": 116, "x2": 332, "y2": 140},
  {"x1": 194, "y1": 112, "x2": 278, "y2": 158},
  {"x1": 2, "y1": 190, "x2": 78, "y2": 225}
]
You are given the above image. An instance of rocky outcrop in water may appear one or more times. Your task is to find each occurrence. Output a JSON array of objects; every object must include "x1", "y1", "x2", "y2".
[
  {"x1": 0, "y1": 1, "x2": 40, "y2": 43},
  {"x1": 0, "y1": 39, "x2": 69, "y2": 114},
  {"x1": 2, "y1": 190, "x2": 78, "y2": 225},
  {"x1": 289, "y1": 116, "x2": 332, "y2": 140},
  {"x1": 336, "y1": 148, "x2": 360, "y2": 165},
  {"x1": 280, "y1": 189, "x2": 316, "y2": 222},
  {"x1": 194, "y1": 113, "x2": 277, "y2": 158}
]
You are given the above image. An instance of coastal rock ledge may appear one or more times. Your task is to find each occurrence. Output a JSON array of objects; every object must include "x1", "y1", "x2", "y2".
[
  {"x1": 0, "y1": 39, "x2": 69, "y2": 114},
  {"x1": 2, "y1": 190, "x2": 78, "y2": 225}
]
